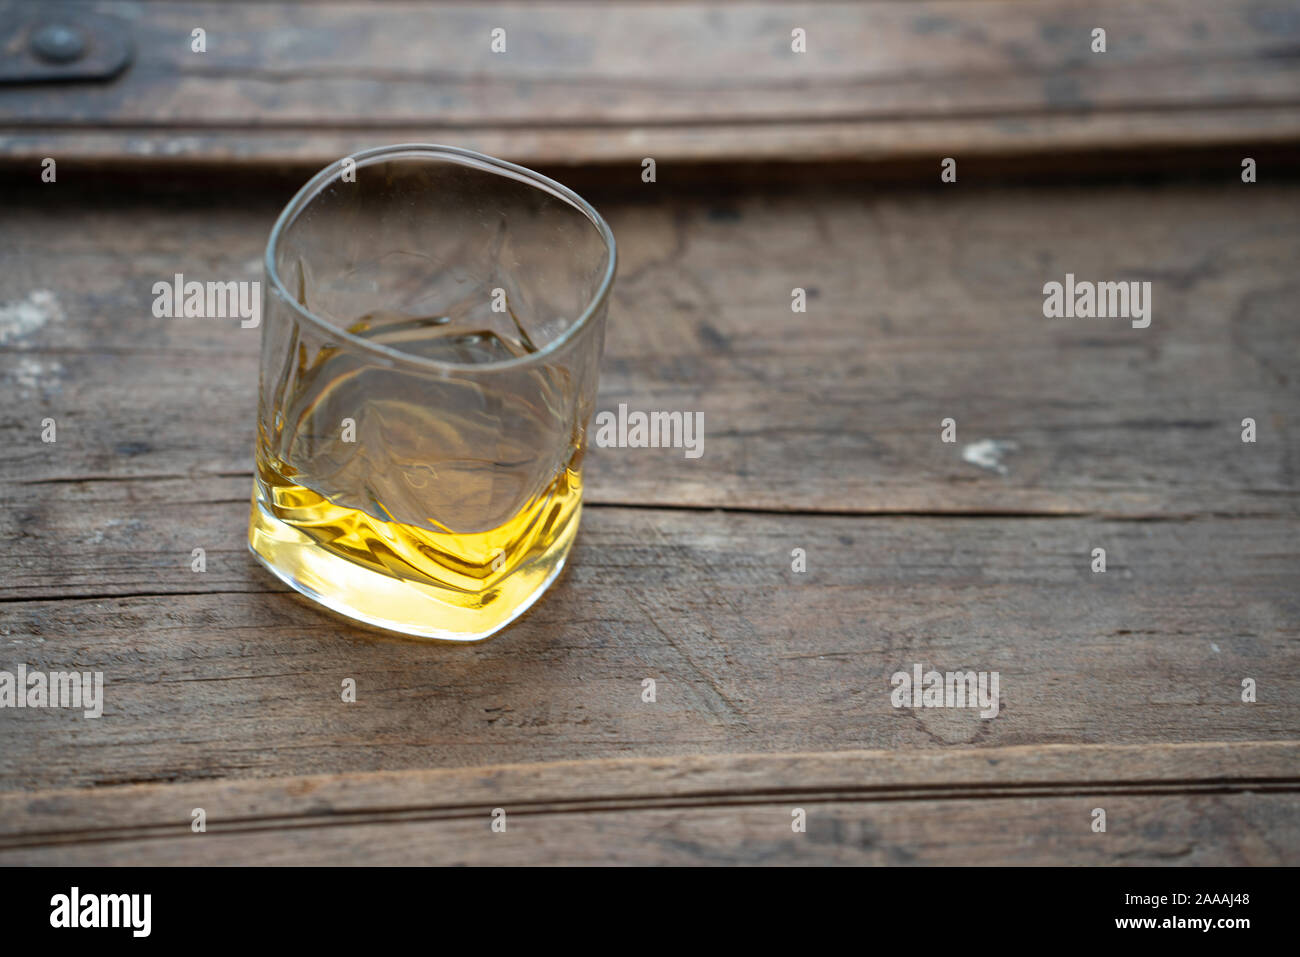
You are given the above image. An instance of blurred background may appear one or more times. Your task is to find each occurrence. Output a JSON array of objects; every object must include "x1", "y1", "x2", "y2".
[{"x1": 4, "y1": 0, "x2": 1299, "y2": 181}]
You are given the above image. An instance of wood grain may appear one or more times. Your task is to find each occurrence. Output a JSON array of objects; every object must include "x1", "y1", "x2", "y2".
[
  {"x1": 0, "y1": 499, "x2": 1296, "y2": 789},
  {"x1": 2, "y1": 182, "x2": 1297, "y2": 516},
  {"x1": 1, "y1": 17, "x2": 1298, "y2": 862},
  {"x1": 1, "y1": 0, "x2": 1298, "y2": 165},
  {"x1": 1, "y1": 743, "x2": 1295, "y2": 864},
  {"x1": 2, "y1": 176, "x2": 1295, "y2": 814}
]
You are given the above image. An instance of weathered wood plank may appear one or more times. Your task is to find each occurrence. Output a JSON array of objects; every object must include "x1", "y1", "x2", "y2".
[
  {"x1": 0, "y1": 500, "x2": 1295, "y2": 789},
  {"x1": 1, "y1": 743, "x2": 1295, "y2": 864},
  {"x1": 8, "y1": 109, "x2": 1300, "y2": 169},
  {"x1": 1, "y1": 0, "x2": 1298, "y2": 165},
  {"x1": 2, "y1": 183, "x2": 1297, "y2": 515},
  {"x1": 9, "y1": 793, "x2": 1293, "y2": 864}
]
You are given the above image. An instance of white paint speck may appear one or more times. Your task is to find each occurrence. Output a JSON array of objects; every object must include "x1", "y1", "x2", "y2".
[
  {"x1": 9, "y1": 355, "x2": 63, "y2": 395},
  {"x1": 962, "y1": 439, "x2": 1019, "y2": 476},
  {"x1": 83, "y1": 518, "x2": 130, "y2": 546},
  {"x1": 1211, "y1": 643, "x2": 1221, "y2": 654},
  {"x1": 0, "y1": 289, "x2": 62, "y2": 344}
]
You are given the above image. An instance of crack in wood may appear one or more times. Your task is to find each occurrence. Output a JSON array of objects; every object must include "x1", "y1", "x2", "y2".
[{"x1": 4, "y1": 777, "x2": 1296, "y2": 852}]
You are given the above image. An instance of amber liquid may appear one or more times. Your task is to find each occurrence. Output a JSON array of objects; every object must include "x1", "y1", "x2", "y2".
[{"x1": 249, "y1": 311, "x2": 583, "y2": 640}]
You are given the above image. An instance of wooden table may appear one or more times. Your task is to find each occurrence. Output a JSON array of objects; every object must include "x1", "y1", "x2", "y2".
[{"x1": 0, "y1": 0, "x2": 1297, "y2": 865}]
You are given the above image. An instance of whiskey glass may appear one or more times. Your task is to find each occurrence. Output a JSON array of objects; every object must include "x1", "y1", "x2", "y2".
[{"x1": 249, "y1": 145, "x2": 616, "y2": 641}]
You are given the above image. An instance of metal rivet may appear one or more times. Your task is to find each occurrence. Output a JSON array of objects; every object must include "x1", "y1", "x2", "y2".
[{"x1": 31, "y1": 24, "x2": 88, "y2": 64}]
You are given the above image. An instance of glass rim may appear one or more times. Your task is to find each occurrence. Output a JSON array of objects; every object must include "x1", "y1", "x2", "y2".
[{"x1": 264, "y1": 143, "x2": 618, "y2": 375}]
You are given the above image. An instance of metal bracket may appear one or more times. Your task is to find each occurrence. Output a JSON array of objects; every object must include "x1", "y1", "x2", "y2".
[{"x1": 0, "y1": 10, "x2": 133, "y2": 84}]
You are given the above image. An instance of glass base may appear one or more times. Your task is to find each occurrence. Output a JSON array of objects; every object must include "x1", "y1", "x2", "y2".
[{"x1": 247, "y1": 488, "x2": 577, "y2": 642}]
